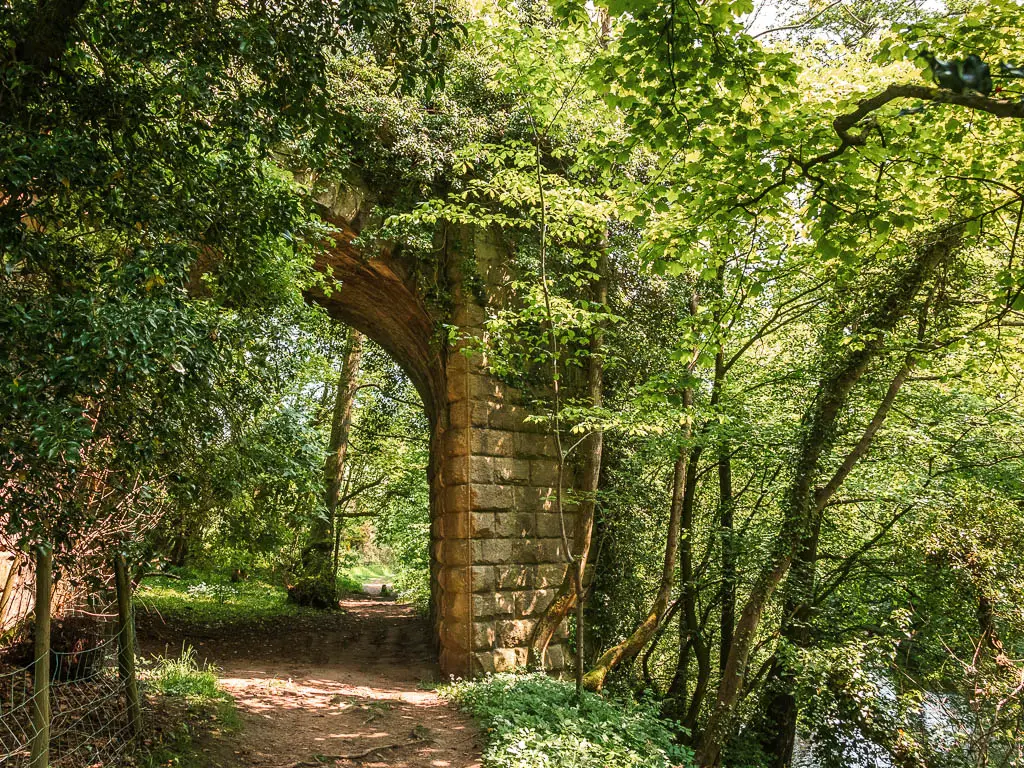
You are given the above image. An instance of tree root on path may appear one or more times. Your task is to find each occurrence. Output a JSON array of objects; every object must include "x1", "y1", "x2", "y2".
[{"x1": 274, "y1": 737, "x2": 422, "y2": 767}]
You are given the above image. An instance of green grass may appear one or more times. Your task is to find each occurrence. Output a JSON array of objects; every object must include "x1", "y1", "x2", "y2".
[
  {"x1": 138, "y1": 566, "x2": 400, "y2": 622},
  {"x1": 341, "y1": 563, "x2": 393, "y2": 583},
  {"x1": 146, "y1": 646, "x2": 222, "y2": 699},
  {"x1": 441, "y1": 673, "x2": 693, "y2": 768},
  {"x1": 137, "y1": 571, "x2": 322, "y2": 624},
  {"x1": 140, "y1": 646, "x2": 239, "y2": 768}
]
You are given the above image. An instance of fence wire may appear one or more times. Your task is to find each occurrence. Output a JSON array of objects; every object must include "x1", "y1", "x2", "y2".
[{"x1": 0, "y1": 616, "x2": 139, "y2": 767}]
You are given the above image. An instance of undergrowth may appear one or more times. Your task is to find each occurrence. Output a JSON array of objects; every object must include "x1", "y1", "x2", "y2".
[
  {"x1": 441, "y1": 673, "x2": 693, "y2": 768},
  {"x1": 137, "y1": 570, "x2": 324, "y2": 624},
  {"x1": 140, "y1": 646, "x2": 239, "y2": 768},
  {"x1": 146, "y1": 646, "x2": 222, "y2": 699}
]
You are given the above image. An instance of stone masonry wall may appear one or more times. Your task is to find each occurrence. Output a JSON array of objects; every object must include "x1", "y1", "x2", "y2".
[{"x1": 431, "y1": 226, "x2": 576, "y2": 678}]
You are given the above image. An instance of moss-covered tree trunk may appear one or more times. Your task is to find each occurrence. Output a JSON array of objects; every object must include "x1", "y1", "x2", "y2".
[
  {"x1": 291, "y1": 328, "x2": 363, "y2": 608},
  {"x1": 696, "y1": 226, "x2": 961, "y2": 767}
]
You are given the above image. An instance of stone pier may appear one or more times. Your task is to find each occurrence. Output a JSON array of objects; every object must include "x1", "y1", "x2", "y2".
[{"x1": 311, "y1": 205, "x2": 576, "y2": 678}]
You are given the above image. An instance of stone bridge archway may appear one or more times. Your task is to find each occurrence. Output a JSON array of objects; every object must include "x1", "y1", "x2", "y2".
[{"x1": 307, "y1": 196, "x2": 572, "y2": 679}]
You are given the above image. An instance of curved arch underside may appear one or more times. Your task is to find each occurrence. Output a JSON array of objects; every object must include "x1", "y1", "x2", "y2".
[{"x1": 308, "y1": 222, "x2": 445, "y2": 424}]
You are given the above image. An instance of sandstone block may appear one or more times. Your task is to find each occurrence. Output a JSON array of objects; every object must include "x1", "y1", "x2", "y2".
[
  {"x1": 496, "y1": 564, "x2": 534, "y2": 590},
  {"x1": 472, "y1": 592, "x2": 515, "y2": 619},
  {"x1": 496, "y1": 618, "x2": 535, "y2": 647},
  {"x1": 470, "y1": 373, "x2": 504, "y2": 401},
  {"x1": 472, "y1": 538, "x2": 513, "y2": 565},
  {"x1": 439, "y1": 565, "x2": 470, "y2": 594},
  {"x1": 514, "y1": 486, "x2": 555, "y2": 513},
  {"x1": 468, "y1": 511, "x2": 490, "y2": 538},
  {"x1": 536, "y1": 563, "x2": 567, "y2": 589},
  {"x1": 471, "y1": 648, "x2": 525, "y2": 675},
  {"x1": 535, "y1": 512, "x2": 575, "y2": 539},
  {"x1": 470, "y1": 428, "x2": 515, "y2": 457},
  {"x1": 443, "y1": 455, "x2": 470, "y2": 485},
  {"x1": 493, "y1": 512, "x2": 536, "y2": 539},
  {"x1": 444, "y1": 484, "x2": 470, "y2": 514},
  {"x1": 514, "y1": 431, "x2": 558, "y2": 458},
  {"x1": 514, "y1": 588, "x2": 557, "y2": 618},
  {"x1": 446, "y1": 370, "x2": 468, "y2": 402},
  {"x1": 487, "y1": 403, "x2": 527, "y2": 431},
  {"x1": 443, "y1": 512, "x2": 470, "y2": 539},
  {"x1": 470, "y1": 483, "x2": 514, "y2": 511},
  {"x1": 471, "y1": 565, "x2": 496, "y2": 592},
  {"x1": 441, "y1": 539, "x2": 471, "y2": 567},
  {"x1": 471, "y1": 401, "x2": 491, "y2": 427},
  {"x1": 544, "y1": 643, "x2": 567, "y2": 671},
  {"x1": 472, "y1": 622, "x2": 497, "y2": 650}
]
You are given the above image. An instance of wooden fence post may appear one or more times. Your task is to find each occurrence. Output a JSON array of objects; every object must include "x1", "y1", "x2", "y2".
[
  {"x1": 114, "y1": 553, "x2": 142, "y2": 737},
  {"x1": 29, "y1": 545, "x2": 52, "y2": 768}
]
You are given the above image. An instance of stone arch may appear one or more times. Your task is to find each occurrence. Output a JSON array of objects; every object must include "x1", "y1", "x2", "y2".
[{"x1": 306, "y1": 204, "x2": 573, "y2": 678}]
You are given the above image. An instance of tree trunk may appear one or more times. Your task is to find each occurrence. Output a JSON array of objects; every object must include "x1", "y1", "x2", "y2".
[
  {"x1": 765, "y1": 358, "x2": 915, "y2": 767},
  {"x1": 695, "y1": 225, "x2": 961, "y2": 766},
  {"x1": 763, "y1": 515, "x2": 822, "y2": 768},
  {"x1": 718, "y1": 440, "x2": 735, "y2": 675},
  {"x1": 292, "y1": 328, "x2": 363, "y2": 608},
  {"x1": 583, "y1": 440, "x2": 688, "y2": 691},
  {"x1": 528, "y1": 255, "x2": 608, "y2": 681},
  {"x1": 666, "y1": 443, "x2": 711, "y2": 735}
]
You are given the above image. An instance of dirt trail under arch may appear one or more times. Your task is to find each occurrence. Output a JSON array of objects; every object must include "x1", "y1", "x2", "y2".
[{"x1": 139, "y1": 596, "x2": 482, "y2": 768}]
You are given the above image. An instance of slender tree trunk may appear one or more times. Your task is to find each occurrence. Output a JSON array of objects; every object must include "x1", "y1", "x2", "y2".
[
  {"x1": 293, "y1": 328, "x2": 363, "y2": 608},
  {"x1": 583, "y1": 440, "x2": 688, "y2": 691},
  {"x1": 528, "y1": 254, "x2": 608, "y2": 681},
  {"x1": 718, "y1": 437, "x2": 735, "y2": 674},
  {"x1": 30, "y1": 545, "x2": 52, "y2": 768},
  {"x1": 765, "y1": 357, "x2": 915, "y2": 767},
  {"x1": 764, "y1": 515, "x2": 822, "y2": 768},
  {"x1": 667, "y1": 441, "x2": 711, "y2": 736}
]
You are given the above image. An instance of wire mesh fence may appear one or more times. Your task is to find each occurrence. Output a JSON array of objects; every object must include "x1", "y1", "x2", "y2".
[{"x1": 0, "y1": 610, "x2": 140, "y2": 767}]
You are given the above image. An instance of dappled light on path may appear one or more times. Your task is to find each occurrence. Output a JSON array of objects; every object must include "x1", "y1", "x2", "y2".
[{"x1": 140, "y1": 597, "x2": 481, "y2": 768}]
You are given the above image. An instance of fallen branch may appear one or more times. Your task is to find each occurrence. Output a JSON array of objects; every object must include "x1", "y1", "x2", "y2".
[{"x1": 275, "y1": 738, "x2": 421, "y2": 768}]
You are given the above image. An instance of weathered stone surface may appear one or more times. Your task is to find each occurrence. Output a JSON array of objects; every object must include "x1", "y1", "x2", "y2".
[
  {"x1": 473, "y1": 647, "x2": 528, "y2": 675},
  {"x1": 472, "y1": 538, "x2": 513, "y2": 565},
  {"x1": 543, "y1": 644, "x2": 568, "y2": 670},
  {"x1": 472, "y1": 592, "x2": 516, "y2": 618},
  {"x1": 444, "y1": 484, "x2": 470, "y2": 513},
  {"x1": 443, "y1": 455, "x2": 470, "y2": 485},
  {"x1": 441, "y1": 539, "x2": 471, "y2": 567},
  {"x1": 536, "y1": 563, "x2": 568, "y2": 589},
  {"x1": 471, "y1": 456, "x2": 530, "y2": 485},
  {"x1": 536, "y1": 512, "x2": 575, "y2": 539},
  {"x1": 496, "y1": 618, "x2": 535, "y2": 646},
  {"x1": 470, "y1": 565, "x2": 496, "y2": 592},
  {"x1": 514, "y1": 588, "x2": 557, "y2": 618},
  {"x1": 438, "y1": 565, "x2": 471, "y2": 593},
  {"x1": 442, "y1": 512, "x2": 470, "y2": 539},
  {"x1": 514, "y1": 486, "x2": 556, "y2": 513},
  {"x1": 513, "y1": 431, "x2": 558, "y2": 458},
  {"x1": 470, "y1": 428, "x2": 515, "y2": 457},
  {"x1": 495, "y1": 564, "x2": 534, "y2": 590},
  {"x1": 472, "y1": 621, "x2": 497, "y2": 650},
  {"x1": 470, "y1": 373, "x2": 504, "y2": 401},
  {"x1": 470, "y1": 483, "x2": 514, "y2": 511}
]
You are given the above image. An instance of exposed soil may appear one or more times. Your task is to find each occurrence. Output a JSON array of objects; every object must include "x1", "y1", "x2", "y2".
[{"x1": 138, "y1": 596, "x2": 482, "y2": 768}]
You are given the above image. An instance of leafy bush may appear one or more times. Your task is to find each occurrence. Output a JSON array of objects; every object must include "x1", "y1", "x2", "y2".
[
  {"x1": 146, "y1": 646, "x2": 221, "y2": 700},
  {"x1": 441, "y1": 673, "x2": 692, "y2": 768}
]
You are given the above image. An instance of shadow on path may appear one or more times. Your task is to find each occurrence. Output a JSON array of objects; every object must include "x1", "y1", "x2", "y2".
[{"x1": 140, "y1": 596, "x2": 481, "y2": 768}]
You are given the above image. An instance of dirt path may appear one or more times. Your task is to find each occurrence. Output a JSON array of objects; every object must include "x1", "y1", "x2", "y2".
[{"x1": 139, "y1": 596, "x2": 482, "y2": 768}]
